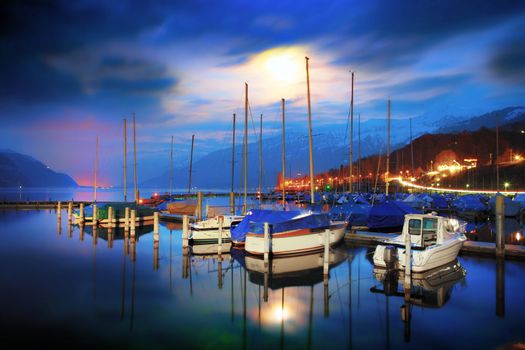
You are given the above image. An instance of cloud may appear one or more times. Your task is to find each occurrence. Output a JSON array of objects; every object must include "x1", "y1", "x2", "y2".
[{"x1": 488, "y1": 29, "x2": 525, "y2": 84}]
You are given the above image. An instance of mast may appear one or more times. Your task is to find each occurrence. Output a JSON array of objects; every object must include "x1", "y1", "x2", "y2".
[
  {"x1": 259, "y1": 113, "x2": 263, "y2": 204},
  {"x1": 231, "y1": 114, "x2": 236, "y2": 193},
  {"x1": 133, "y1": 113, "x2": 138, "y2": 202},
  {"x1": 349, "y1": 71, "x2": 354, "y2": 193},
  {"x1": 305, "y1": 57, "x2": 315, "y2": 205},
  {"x1": 358, "y1": 113, "x2": 361, "y2": 193},
  {"x1": 282, "y1": 98, "x2": 286, "y2": 210},
  {"x1": 188, "y1": 134, "x2": 195, "y2": 194},
  {"x1": 496, "y1": 114, "x2": 500, "y2": 191},
  {"x1": 94, "y1": 136, "x2": 98, "y2": 202},
  {"x1": 243, "y1": 83, "x2": 248, "y2": 214},
  {"x1": 170, "y1": 135, "x2": 174, "y2": 197},
  {"x1": 410, "y1": 118, "x2": 414, "y2": 176},
  {"x1": 386, "y1": 98, "x2": 391, "y2": 196},
  {"x1": 123, "y1": 118, "x2": 127, "y2": 202}
]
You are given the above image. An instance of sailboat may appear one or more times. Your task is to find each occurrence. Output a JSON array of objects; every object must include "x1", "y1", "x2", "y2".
[{"x1": 239, "y1": 58, "x2": 348, "y2": 255}]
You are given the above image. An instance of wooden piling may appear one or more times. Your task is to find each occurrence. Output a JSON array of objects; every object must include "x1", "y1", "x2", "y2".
[
  {"x1": 79, "y1": 203, "x2": 84, "y2": 223},
  {"x1": 197, "y1": 191, "x2": 203, "y2": 220},
  {"x1": 404, "y1": 230, "x2": 412, "y2": 292},
  {"x1": 93, "y1": 204, "x2": 98, "y2": 226},
  {"x1": 182, "y1": 214, "x2": 189, "y2": 247},
  {"x1": 124, "y1": 207, "x2": 130, "y2": 231},
  {"x1": 495, "y1": 194, "x2": 505, "y2": 258},
  {"x1": 130, "y1": 209, "x2": 136, "y2": 239},
  {"x1": 67, "y1": 201, "x2": 72, "y2": 222},
  {"x1": 79, "y1": 223, "x2": 84, "y2": 242},
  {"x1": 153, "y1": 211, "x2": 159, "y2": 239},
  {"x1": 57, "y1": 201, "x2": 61, "y2": 219},
  {"x1": 218, "y1": 215, "x2": 224, "y2": 255},
  {"x1": 324, "y1": 274, "x2": 329, "y2": 318},
  {"x1": 205, "y1": 204, "x2": 209, "y2": 219},
  {"x1": 108, "y1": 206, "x2": 113, "y2": 228},
  {"x1": 153, "y1": 240, "x2": 159, "y2": 270},
  {"x1": 323, "y1": 229, "x2": 330, "y2": 277},
  {"x1": 264, "y1": 222, "x2": 270, "y2": 262}
]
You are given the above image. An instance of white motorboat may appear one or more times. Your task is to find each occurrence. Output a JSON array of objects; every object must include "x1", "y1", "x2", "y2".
[
  {"x1": 373, "y1": 213, "x2": 466, "y2": 272},
  {"x1": 189, "y1": 215, "x2": 244, "y2": 243}
]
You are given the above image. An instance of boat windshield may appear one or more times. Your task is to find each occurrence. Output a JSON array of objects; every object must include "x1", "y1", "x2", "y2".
[{"x1": 409, "y1": 219, "x2": 421, "y2": 235}]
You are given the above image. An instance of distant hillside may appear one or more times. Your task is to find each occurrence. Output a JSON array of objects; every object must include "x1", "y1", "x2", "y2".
[
  {"x1": 0, "y1": 150, "x2": 77, "y2": 187},
  {"x1": 142, "y1": 106, "x2": 525, "y2": 190}
]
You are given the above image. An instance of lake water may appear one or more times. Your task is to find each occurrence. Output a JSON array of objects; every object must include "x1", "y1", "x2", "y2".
[{"x1": 0, "y1": 209, "x2": 524, "y2": 349}]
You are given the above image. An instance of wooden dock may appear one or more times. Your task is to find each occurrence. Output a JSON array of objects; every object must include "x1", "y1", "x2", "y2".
[
  {"x1": 0, "y1": 201, "x2": 88, "y2": 210},
  {"x1": 345, "y1": 230, "x2": 525, "y2": 260}
]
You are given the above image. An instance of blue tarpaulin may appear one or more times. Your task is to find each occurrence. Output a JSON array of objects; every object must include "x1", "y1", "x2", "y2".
[
  {"x1": 231, "y1": 210, "x2": 303, "y2": 243},
  {"x1": 367, "y1": 201, "x2": 420, "y2": 229}
]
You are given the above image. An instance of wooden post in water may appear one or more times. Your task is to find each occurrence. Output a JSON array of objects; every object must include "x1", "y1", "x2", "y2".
[
  {"x1": 67, "y1": 201, "x2": 72, "y2": 223},
  {"x1": 243, "y1": 83, "x2": 248, "y2": 215},
  {"x1": 108, "y1": 206, "x2": 113, "y2": 228},
  {"x1": 188, "y1": 134, "x2": 195, "y2": 194},
  {"x1": 79, "y1": 223, "x2": 84, "y2": 242},
  {"x1": 231, "y1": 114, "x2": 236, "y2": 194},
  {"x1": 386, "y1": 98, "x2": 391, "y2": 196},
  {"x1": 404, "y1": 229, "x2": 411, "y2": 292},
  {"x1": 153, "y1": 211, "x2": 159, "y2": 239},
  {"x1": 495, "y1": 194, "x2": 505, "y2": 258},
  {"x1": 205, "y1": 204, "x2": 209, "y2": 219},
  {"x1": 182, "y1": 214, "x2": 189, "y2": 247},
  {"x1": 218, "y1": 215, "x2": 223, "y2": 255},
  {"x1": 259, "y1": 113, "x2": 263, "y2": 207},
  {"x1": 305, "y1": 57, "x2": 315, "y2": 205},
  {"x1": 154, "y1": 239, "x2": 159, "y2": 271},
  {"x1": 324, "y1": 274, "x2": 329, "y2": 318},
  {"x1": 349, "y1": 71, "x2": 354, "y2": 193},
  {"x1": 130, "y1": 209, "x2": 136, "y2": 239},
  {"x1": 124, "y1": 207, "x2": 130, "y2": 232},
  {"x1": 197, "y1": 191, "x2": 203, "y2": 220},
  {"x1": 281, "y1": 98, "x2": 286, "y2": 210},
  {"x1": 57, "y1": 201, "x2": 61, "y2": 219},
  {"x1": 323, "y1": 229, "x2": 330, "y2": 277},
  {"x1": 79, "y1": 203, "x2": 84, "y2": 223},
  {"x1": 93, "y1": 204, "x2": 98, "y2": 226},
  {"x1": 264, "y1": 222, "x2": 270, "y2": 262},
  {"x1": 124, "y1": 118, "x2": 128, "y2": 202}
]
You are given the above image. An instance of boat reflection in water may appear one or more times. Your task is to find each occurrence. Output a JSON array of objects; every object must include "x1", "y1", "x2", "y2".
[{"x1": 370, "y1": 260, "x2": 466, "y2": 343}]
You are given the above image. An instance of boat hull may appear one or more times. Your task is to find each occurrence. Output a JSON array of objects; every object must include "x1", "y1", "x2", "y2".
[
  {"x1": 245, "y1": 222, "x2": 347, "y2": 256},
  {"x1": 373, "y1": 234, "x2": 465, "y2": 272}
]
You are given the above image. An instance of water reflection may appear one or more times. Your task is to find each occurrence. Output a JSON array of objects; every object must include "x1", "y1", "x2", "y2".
[
  {"x1": 466, "y1": 218, "x2": 524, "y2": 245},
  {"x1": 1, "y1": 210, "x2": 524, "y2": 349}
]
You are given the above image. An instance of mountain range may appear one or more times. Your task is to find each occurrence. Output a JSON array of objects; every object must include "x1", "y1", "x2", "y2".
[
  {"x1": 142, "y1": 106, "x2": 525, "y2": 190},
  {"x1": 0, "y1": 149, "x2": 77, "y2": 188}
]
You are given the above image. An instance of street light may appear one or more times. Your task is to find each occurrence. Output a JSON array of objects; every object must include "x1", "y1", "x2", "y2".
[{"x1": 504, "y1": 182, "x2": 510, "y2": 190}]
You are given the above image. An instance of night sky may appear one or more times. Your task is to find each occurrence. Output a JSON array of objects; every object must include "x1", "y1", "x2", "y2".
[{"x1": 2, "y1": 0, "x2": 525, "y2": 186}]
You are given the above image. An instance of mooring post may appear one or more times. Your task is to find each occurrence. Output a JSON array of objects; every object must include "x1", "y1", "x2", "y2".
[
  {"x1": 230, "y1": 192, "x2": 235, "y2": 215},
  {"x1": 205, "y1": 204, "x2": 209, "y2": 219},
  {"x1": 79, "y1": 203, "x2": 84, "y2": 223},
  {"x1": 197, "y1": 191, "x2": 203, "y2": 220},
  {"x1": 495, "y1": 194, "x2": 505, "y2": 258},
  {"x1": 263, "y1": 254, "x2": 269, "y2": 302},
  {"x1": 323, "y1": 229, "x2": 330, "y2": 277},
  {"x1": 404, "y1": 229, "x2": 412, "y2": 293},
  {"x1": 124, "y1": 207, "x2": 130, "y2": 232},
  {"x1": 67, "y1": 201, "x2": 72, "y2": 222},
  {"x1": 93, "y1": 204, "x2": 98, "y2": 226},
  {"x1": 218, "y1": 254, "x2": 223, "y2": 289},
  {"x1": 130, "y1": 209, "x2": 136, "y2": 239},
  {"x1": 79, "y1": 223, "x2": 84, "y2": 242},
  {"x1": 153, "y1": 211, "x2": 159, "y2": 239},
  {"x1": 264, "y1": 222, "x2": 270, "y2": 262},
  {"x1": 182, "y1": 214, "x2": 189, "y2": 247},
  {"x1": 218, "y1": 215, "x2": 224, "y2": 255},
  {"x1": 57, "y1": 201, "x2": 62, "y2": 221},
  {"x1": 108, "y1": 206, "x2": 113, "y2": 229}
]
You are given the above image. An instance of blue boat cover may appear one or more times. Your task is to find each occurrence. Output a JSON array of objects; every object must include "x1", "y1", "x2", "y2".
[
  {"x1": 430, "y1": 194, "x2": 449, "y2": 209},
  {"x1": 231, "y1": 209, "x2": 332, "y2": 242},
  {"x1": 367, "y1": 201, "x2": 420, "y2": 229},
  {"x1": 330, "y1": 203, "x2": 370, "y2": 226}
]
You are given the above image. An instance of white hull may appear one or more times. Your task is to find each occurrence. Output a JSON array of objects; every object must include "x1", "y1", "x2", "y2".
[
  {"x1": 191, "y1": 242, "x2": 232, "y2": 256},
  {"x1": 190, "y1": 228, "x2": 231, "y2": 243},
  {"x1": 245, "y1": 222, "x2": 347, "y2": 256},
  {"x1": 374, "y1": 234, "x2": 465, "y2": 272}
]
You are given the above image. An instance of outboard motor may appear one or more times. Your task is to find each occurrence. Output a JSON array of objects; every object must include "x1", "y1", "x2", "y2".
[{"x1": 383, "y1": 245, "x2": 398, "y2": 295}]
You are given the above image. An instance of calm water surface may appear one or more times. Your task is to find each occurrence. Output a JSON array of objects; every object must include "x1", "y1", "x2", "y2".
[{"x1": 0, "y1": 210, "x2": 524, "y2": 349}]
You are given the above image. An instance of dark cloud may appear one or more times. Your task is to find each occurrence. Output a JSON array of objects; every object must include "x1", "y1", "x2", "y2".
[{"x1": 489, "y1": 30, "x2": 525, "y2": 84}]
